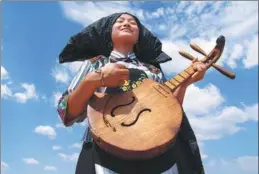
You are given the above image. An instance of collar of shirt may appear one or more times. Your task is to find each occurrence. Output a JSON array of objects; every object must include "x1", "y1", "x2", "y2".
[{"x1": 109, "y1": 50, "x2": 137, "y2": 63}]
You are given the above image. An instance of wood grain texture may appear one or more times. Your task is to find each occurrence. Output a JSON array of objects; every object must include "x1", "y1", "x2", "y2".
[{"x1": 87, "y1": 79, "x2": 183, "y2": 160}]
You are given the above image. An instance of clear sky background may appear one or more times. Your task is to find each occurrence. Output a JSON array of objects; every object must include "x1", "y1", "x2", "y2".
[{"x1": 1, "y1": 1, "x2": 258, "y2": 174}]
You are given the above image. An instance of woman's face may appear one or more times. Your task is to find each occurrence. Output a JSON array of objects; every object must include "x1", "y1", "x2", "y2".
[{"x1": 111, "y1": 14, "x2": 139, "y2": 45}]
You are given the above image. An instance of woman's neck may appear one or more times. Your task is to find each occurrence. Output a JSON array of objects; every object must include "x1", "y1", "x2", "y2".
[{"x1": 112, "y1": 43, "x2": 134, "y2": 56}]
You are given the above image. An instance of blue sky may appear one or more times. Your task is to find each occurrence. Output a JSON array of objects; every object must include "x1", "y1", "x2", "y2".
[{"x1": 1, "y1": 1, "x2": 258, "y2": 174}]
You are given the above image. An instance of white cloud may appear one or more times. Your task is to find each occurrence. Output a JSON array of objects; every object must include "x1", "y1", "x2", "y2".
[
  {"x1": 52, "y1": 61, "x2": 83, "y2": 89},
  {"x1": 62, "y1": 61, "x2": 83, "y2": 75},
  {"x1": 56, "y1": 122, "x2": 74, "y2": 132},
  {"x1": 243, "y1": 35, "x2": 258, "y2": 69},
  {"x1": 58, "y1": 153, "x2": 79, "y2": 161},
  {"x1": 158, "y1": 24, "x2": 167, "y2": 31},
  {"x1": 22, "y1": 158, "x2": 39, "y2": 165},
  {"x1": 70, "y1": 143, "x2": 82, "y2": 149},
  {"x1": 168, "y1": 82, "x2": 259, "y2": 143},
  {"x1": 52, "y1": 145, "x2": 62, "y2": 150},
  {"x1": 201, "y1": 153, "x2": 208, "y2": 160},
  {"x1": 53, "y1": 70, "x2": 70, "y2": 84},
  {"x1": 1, "y1": 67, "x2": 13, "y2": 99},
  {"x1": 185, "y1": 1, "x2": 209, "y2": 15},
  {"x1": 1, "y1": 161, "x2": 9, "y2": 170},
  {"x1": 14, "y1": 83, "x2": 38, "y2": 103},
  {"x1": 53, "y1": 92, "x2": 62, "y2": 107},
  {"x1": 189, "y1": 103, "x2": 258, "y2": 141},
  {"x1": 44, "y1": 165, "x2": 57, "y2": 171},
  {"x1": 205, "y1": 156, "x2": 258, "y2": 174},
  {"x1": 227, "y1": 44, "x2": 244, "y2": 68},
  {"x1": 1, "y1": 84, "x2": 13, "y2": 98},
  {"x1": 1, "y1": 67, "x2": 42, "y2": 103},
  {"x1": 160, "y1": 40, "x2": 190, "y2": 76},
  {"x1": 235, "y1": 156, "x2": 258, "y2": 173},
  {"x1": 56, "y1": 123, "x2": 65, "y2": 128},
  {"x1": 34, "y1": 125, "x2": 56, "y2": 139},
  {"x1": 60, "y1": 1, "x2": 132, "y2": 26},
  {"x1": 220, "y1": 13, "x2": 258, "y2": 39},
  {"x1": 1, "y1": 66, "x2": 8, "y2": 80},
  {"x1": 219, "y1": 2, "x2": 258, "y2": 39},
  {"x1": 146, "y1": 8, "x2": 165, "y2": 20},
  {"x1": 183, "y1": 84, "x2": 224, "y2": 116}
]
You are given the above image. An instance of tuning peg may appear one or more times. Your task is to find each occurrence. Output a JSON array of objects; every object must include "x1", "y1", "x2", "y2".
[
  {"x1": 211, "y1": 63, "x2": 236, "y2": 79},
  {"x1": 179, "y1": 50, "x2": 236, "y2": 79},
  {"x1": 179, "y1": 50, "x2": 196, "y2": 61},
  {"x1": 190, "y1": 43, "x2": 208, "y2": 57}
]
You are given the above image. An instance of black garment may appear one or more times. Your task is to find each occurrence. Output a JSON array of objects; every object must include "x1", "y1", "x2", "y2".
[
  {"x1": 75, "y1": 112, "x2": 205, "y2": 174},
  {"x1": 58, "y1": 12, "x2": 172, "y2": 69}
]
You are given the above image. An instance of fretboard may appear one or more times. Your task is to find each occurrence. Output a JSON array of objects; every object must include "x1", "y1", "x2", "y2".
[{"x1": 164, "y1": 66, "x2": 195, "y2": 92}]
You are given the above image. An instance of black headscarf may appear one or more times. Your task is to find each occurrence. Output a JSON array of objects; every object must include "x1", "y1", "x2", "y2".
[{"x1": 59, "y1": 12, "x2": 172, "y2": 69}]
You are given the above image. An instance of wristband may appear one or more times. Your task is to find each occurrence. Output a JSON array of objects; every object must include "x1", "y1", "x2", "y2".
[{"x1": 95, "y1": 69, "x2": 105, "y2": 87}]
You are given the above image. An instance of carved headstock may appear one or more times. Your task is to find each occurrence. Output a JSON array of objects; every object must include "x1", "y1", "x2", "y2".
[{"x1": 179, "y1": 35, "x2": 236, "y2": 79}]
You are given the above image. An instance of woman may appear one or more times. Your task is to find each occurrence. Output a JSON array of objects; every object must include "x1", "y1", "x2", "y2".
[{"x1": 58, "y1": 12, "x2": 206, "y2": 174}]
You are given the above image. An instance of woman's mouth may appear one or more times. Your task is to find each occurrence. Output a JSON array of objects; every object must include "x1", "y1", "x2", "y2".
[{"x1": 121, "y1": 28, "x2": 133, "y2": 33}]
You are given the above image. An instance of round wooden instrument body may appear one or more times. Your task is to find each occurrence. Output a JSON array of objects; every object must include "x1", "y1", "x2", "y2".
[{"x1": 87, "y1": 79, "x2": 183, "y2": 160}]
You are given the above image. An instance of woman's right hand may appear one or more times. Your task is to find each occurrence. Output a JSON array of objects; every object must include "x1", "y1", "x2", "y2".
[
  {"x1": 66, "y1": 63, "x2": 129, "y2": 119},
  {"x1": 94, "y1": 63, "x2": 130, "y2": 88}
]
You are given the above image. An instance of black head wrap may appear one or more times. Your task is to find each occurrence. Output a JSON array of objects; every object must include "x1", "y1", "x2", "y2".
[{"x1": 59, "y1": 12, "x2": 172, "y2": 68}]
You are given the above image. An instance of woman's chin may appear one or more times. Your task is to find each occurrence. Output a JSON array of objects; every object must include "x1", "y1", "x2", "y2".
[{"x1": 117, "y1": 34, "x2": 137, "y2": 42}]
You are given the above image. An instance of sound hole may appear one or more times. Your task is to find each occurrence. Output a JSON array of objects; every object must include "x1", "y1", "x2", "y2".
[
  {"x1": 121, "y1": 108, "x2": 151, "y2": 127},
  {"x1": 111, "y1": 96, "x2": 135, "y2": 117}
]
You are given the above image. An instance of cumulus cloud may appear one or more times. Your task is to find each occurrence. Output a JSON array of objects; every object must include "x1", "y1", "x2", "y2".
[
  {"x1": 60, "y1": 1, "x2": 138, "y2": 26},
  {"x1": 56, "y1": 123, "x2": 65, "y2": 128},
  {"x1": 52, "y1": 60, "x2": 84, "y2": 85},
  {"x1": 53, "y1": 92, "x2": 62, "y2": 107},
  {"x1": 14, "y1": 83, "x2": 38, "y2": 103},
  {"x1": 34, "y1": 125, "x2": 57, "y2": 139},
  {"x1": 44, "y1": 165, "x2": 57, "y2": 171},
  {"x1": 1, "y1": 66, "x2": 9, "y2": 80},
  {"x1": 1, "y1": 84, "x2": 13, "y2": 98},
  {"x1": 205, "y1": 156, "x2": 258, "y2": 174},
  {"x1": 243, "y1": 35, "x2": 258, "y2": 69},
  {"x1": 2, "y1": 83, "x2": 39, "y2": 103},
  {"x1": 52, "y1": 69, "x2": 70, "y2": 85},
  {"x1": 1, "y1": 66, "x2": 41, "y2": 103},
  {"x1": 70, "y1": 143, "x2": 82, "y2": 149},
  {"x1": 1, "y1": 161, "x2": 9, "y2": 171},
  {"x1": 189, "y1": 103, "x2": 258, "y2": 141},
  {"x1": 52, "y1": 145, "x2": 62, "y2": 151},
  {"x1": 183, "y1": 84, "x2": 224, "y2": 116},
  {"x1": 227, "y1": 43, "x2": 244, "y2": 68},
  {"x1": 58, "y1": 153, "x2": 79, "y2": 161},
  {"x1": 22, "y1": 158, "x2": 39, "y2": 165}
]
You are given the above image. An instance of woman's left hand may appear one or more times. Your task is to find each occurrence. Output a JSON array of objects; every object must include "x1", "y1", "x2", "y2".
[{"x1": 185, "y1": 58, "x2": 207, "y2": 85}]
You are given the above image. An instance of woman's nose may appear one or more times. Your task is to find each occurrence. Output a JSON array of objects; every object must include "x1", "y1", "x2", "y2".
[{"x1": 122, "y1": 22, "x2": 130, "y2": 27}]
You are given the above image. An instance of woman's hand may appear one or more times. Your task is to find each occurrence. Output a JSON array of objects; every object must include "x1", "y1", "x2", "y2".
[
  {"x1": 93, "y1": 63, "x2": 130, "y2": 88},
  {"x1": 185, "y1": 58, "x2": 207, "y2": 86}
]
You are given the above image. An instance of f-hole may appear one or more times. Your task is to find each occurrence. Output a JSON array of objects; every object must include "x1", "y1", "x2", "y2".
[
  {"x1": 121, "y1": 108, "x2": 151, "y2": 127},
  {"x1": 111, "y1": 96, "x2": 135, "y2": 117}
]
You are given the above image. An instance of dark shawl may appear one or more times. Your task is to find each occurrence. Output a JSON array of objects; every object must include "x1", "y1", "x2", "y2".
[{"x1": 58, "y1": 12, "x2": 172, "y2": 69}]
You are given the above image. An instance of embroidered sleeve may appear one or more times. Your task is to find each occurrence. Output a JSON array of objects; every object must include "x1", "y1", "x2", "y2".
[{"x1": 57, "y1": 60, "x2": 92, "y2": 126}]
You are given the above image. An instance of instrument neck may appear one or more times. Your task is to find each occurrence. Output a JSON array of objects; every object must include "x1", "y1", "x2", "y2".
[{"x1": 163, "y1": 65, "x2": 195, "y2": 92}]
